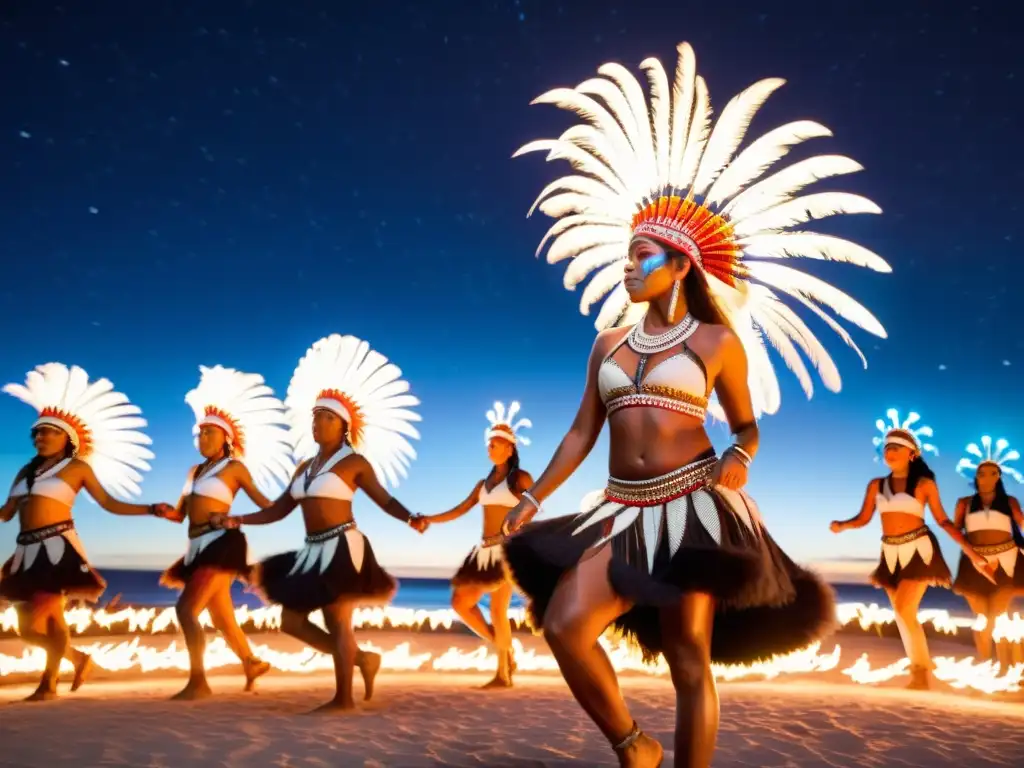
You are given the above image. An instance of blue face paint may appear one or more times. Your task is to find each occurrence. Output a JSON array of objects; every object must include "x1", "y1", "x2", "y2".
[{"x1": 640, "y1": 252, "x2": 668, "y2": 277}]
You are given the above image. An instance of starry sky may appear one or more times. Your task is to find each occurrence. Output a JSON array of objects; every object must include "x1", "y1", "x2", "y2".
[{"x1": 1, "y1": 0, "x2": 1020, "y2": 577}]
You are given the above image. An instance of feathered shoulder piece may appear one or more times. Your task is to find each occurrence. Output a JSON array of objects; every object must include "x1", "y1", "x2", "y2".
[
  {"x1": 285, "y1": 334, "x2": 421, "y2": 488},
  {"x1": 516, "y1": 41, "x2": 890, "y2": 418},
  {"x1": 872, "y1": 408, "x2": 937, "y2": 461},
  {"x1": 485, "y1": 400, "x2": 532, "y2": 445},
  {"x1": 185, "y1": 365, "x2": 296, "y2": 496},
  {"x1": 957, "y1": 435, "x2": 1021, "y2": 484},
  {"x1": 3, "y1": 363, "x2": 153, "y2": 498}
]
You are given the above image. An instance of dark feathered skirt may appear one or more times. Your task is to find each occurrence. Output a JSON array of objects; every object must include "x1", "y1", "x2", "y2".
[
  {"x1": 255, "y1": 522, "x2": 397, "y2": 614},
  {"x1": 869, "y1": 526, "x2": 952, "y2": 590},
  {"x1": 504, "y1": 453, "x2": 837, "y2": 665},
  {"x1": 160, "y1": 524, "x2": 252, "y2": 590},
  {"x1": 952, "y1": 540, "x2": 1024, "y2": 598},
  {"x1": 0, "y1": 521, "x2": 106, "y2": 603},
  {"x1": 451, "y1": 534, "x2": 509, "y2": 589}
]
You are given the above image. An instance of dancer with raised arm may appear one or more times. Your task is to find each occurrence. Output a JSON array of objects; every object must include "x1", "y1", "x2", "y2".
[
  {"x1": 952, "y1": 436, "x2": 1024, "y2": 664},
  {"x1": 831, "y1": 410, "x2": 988, "y2": 690},
  {"x1": 0, "y1": 363, "x2": 176, "y2": 701},
  {"x1": 421, "y1": 400, "x2": 534, "y2": 688},
  {"x1": 501, "y1": 42, "x2": 890, "y2": 767},
  {"x1": 162, "y1": 365, "x2": 296, "y2": 700},
  {"x1": 211, "y1": 334, "x2": 426, "y2": 712}
]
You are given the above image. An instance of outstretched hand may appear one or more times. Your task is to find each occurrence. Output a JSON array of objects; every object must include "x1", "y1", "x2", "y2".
[
  {"x1": 151, "y1": 503, "x2": 183, "y2": 523},
  {"x1": 409, "y1": 515, "x2": 430, "y2": 534}
]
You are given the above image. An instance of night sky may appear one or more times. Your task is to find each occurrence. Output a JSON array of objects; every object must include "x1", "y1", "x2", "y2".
[{"x1": 1, "y1": 1, "x2": 1020, "y2": 575}]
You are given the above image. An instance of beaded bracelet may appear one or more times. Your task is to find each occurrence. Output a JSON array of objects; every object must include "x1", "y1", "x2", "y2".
[
  {"x1": 522, "y1": 490, "x2": 542, "y2": 512},
  {"x1": 725, "y1": 445, "x2": 753, "y2": 467}
]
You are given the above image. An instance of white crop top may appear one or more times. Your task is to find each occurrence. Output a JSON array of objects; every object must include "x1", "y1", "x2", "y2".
[
  {"x1": 478, "y1": 476, "x2": 519, "y2": 508},
  {"x1": 182, "y1": 458, "x2": 236, "y2": 505},
  {"x1": 597, "y1": 329, "x2": 709, "y2": 420},
  {"x1": 965, "y1": 508, "x2": 1014, "y2": 535},
  {"x1": 290, "y1": 446, "x2": 355, "y2": 501},
  {"x1": 876, "y1": 478, "x2": 925, "y2": 519},
  {"x1": 9, "y1": 458, "x2": 76, "y2": 508}
]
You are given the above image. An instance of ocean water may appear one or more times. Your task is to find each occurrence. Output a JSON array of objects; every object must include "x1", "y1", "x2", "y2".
[{"x1": 94, "y1": 569, "x2": 975, "y2": 616}]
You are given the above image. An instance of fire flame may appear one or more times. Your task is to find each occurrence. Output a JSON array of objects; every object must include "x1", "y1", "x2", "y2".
[{"x1": 0, "y1": 603, "x2": 1022, "y2": 695}]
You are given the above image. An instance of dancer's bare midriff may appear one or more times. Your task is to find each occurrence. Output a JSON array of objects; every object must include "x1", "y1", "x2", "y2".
[
  {"x1": 184, "y1": 495, "x2": 231, "y2": 528},
  {"x1": 299, "y1": 498, "x2": 354, "y2": 533},
  {"x1": 14, "y1": 494, "x2": 75, "y2": 533},
  {"x1": 880, "y1": 509, "x2": 931, "y2": 537},
  {"x1": 606, "y1": 411, "x2": 713, "y2": 480},
  {"x1": 480, "y1": 504, "x2": 514, "y2": 539}
]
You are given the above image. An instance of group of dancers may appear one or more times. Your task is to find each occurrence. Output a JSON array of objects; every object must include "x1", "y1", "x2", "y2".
[
  {"x1": 1, "y1": 40, "x2": 1017, "y2": 768},
  {"x1": 832, "y1": 414, "x2": 1024, "y2": 689}
]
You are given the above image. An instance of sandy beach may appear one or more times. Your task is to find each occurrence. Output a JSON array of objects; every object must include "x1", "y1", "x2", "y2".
[{"x1": 2, "y1": 630, "x2": 1024, "y2": 766}]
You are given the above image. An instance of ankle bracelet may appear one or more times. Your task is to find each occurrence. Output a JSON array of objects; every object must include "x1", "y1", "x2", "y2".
[{"x1": 612, "y1": 722, "x2": 642, "y2": 752}]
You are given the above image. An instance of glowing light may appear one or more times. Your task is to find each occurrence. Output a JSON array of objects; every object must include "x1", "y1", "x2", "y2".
[{"x1": 1, "y1": 603, "x2": 1022, "y2": 695}]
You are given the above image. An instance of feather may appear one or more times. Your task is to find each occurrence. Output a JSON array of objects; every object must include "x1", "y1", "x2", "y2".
[
  {"x1": 748, "y1": 303, "x2": 816, "y2": 398},
  {"x1": 745, "y1": 261, "x2": 887, "y2": 337},
  {"x1": 639, "y1": 57, "x2": 672, "y2": 187},
  {"x1": 738, "y1": 231, "x2": 891, "y2": 273},
  {"x1": 285, "y1": 335, "x2": 421, "y2": 489},
  {"x1": 545, "y1": 223, "x2": 627, "y2": 265},
  {"x1": 693, "y1": 78, "x2": 785, "y2": 197},
  {"x1": 185, "y1": 365, "x2": 296, "y2": 495},
  {"x1": 732, "y1": 192, "x2": 881, "y2": 237},
  {"x1": 668, "y1": 42, "x2": 697, "y2": 189},
  {"x1": 527, "y1": 175, "x2": 621, "y2": 218},
  {"x1": 580, "y1": 261, "x2": 627, "y2": 314},
  {"x1": 513, "y1": 139, "x2": 627, "y2": 195},
  {"x1": 4, "y1": 364, "x2": 154, "y2": 499},
  {"x1": 596, "y1": 63, "x2": 657, "y2": 192},
  {"x1": 723, "y1": 154, "x2": 864, "y2": 221},
  {"x1": 534, "y1": 213, "x2": 626, "y2": 256},
  {"x1": 677, "y1": 76, "x2": 711, "y2": 192},
  {"x1": 594, "y1": 282, "x2": 634, "y2": 329},
  {"x1": 563, "y1": 244, "x2": 627, "y2": 289},
  {"x1": 705, "y1": 120, "x2": 833, "y2": 207},
  {"x1": 750, "y1": 286, "x2": 843, "y2": 393}
]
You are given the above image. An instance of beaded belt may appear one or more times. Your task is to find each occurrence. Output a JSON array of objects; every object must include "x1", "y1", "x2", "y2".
[
  {"x1": 973, "y1": 540, "x2": 1018, "y2": 556},
  {"x1": 16, "y1": 520, "x2": 74, "y2": 546},
  {"x1": 881, "y1": 526, "x2": 929, "y2": 546},
  {"x1": 604, "y1": 456, "x2": 717, "y2": 506},
  {"x1": 188, "y1": 523, "x2": 218, "y2": 539},
  {"x1": 605, "y1": 389, "x2": 708, "y2": 420},
  {"x1": 305, "y1": 521, "x2": 356, "y2": 544},
  {"x1": 480, "y1": 534, "x2": 505, "y2": 548}
]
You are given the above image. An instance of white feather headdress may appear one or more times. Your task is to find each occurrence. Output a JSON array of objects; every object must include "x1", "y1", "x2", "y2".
[
  {"x1": 956, "y1": 436, "x2": 1022, "y2": 484},
  {"x1": 516, "y1": 42, "x2": 890, "y2": 419},
  {"x1": 485, "y1": 400, "x2": 532, "y2": 446},
  {"x1": 872, "y1": 408, "x2": 937, "y2": 460},
  {"x1": 3, "y1": 363, "x2": 154, "y2": 499},
  {"x1": 285, "y1": 334, "x2": 421, "y2": 488},
  {"x1": 185, "y1": 365, "x2": 296, "y2": 496}
]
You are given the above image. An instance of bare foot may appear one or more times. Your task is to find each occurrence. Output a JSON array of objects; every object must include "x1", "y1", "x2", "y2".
[
  {"x1": 23, "y1": 685, "x2": 58, "y2": 703},
  {"x1": 356, "y1": 650, "x2": 381, "y2": 701},
  {"x1": 478, "y1": 674, "x2": 513, "y2": 690},
  {"x1": 170, "y1": 679, "x2": 213, "y2": 701},
  {"x1": 71, "y1": 654, "x2": 94, "y2": 692},
  {"x1": 309, "y1": 698, "x2": 358, "y2": 714},
  {"x1": 244, "y1": 658, "x2": 271, "y2": 692},
  {"x1": 618, "y1": 732, "x2": 663, "y2": 768}
]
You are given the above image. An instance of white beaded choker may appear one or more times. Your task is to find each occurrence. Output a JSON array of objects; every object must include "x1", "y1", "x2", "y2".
[{"x1": 626, "y1": 313, "x2": 698, "y2": 354}]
